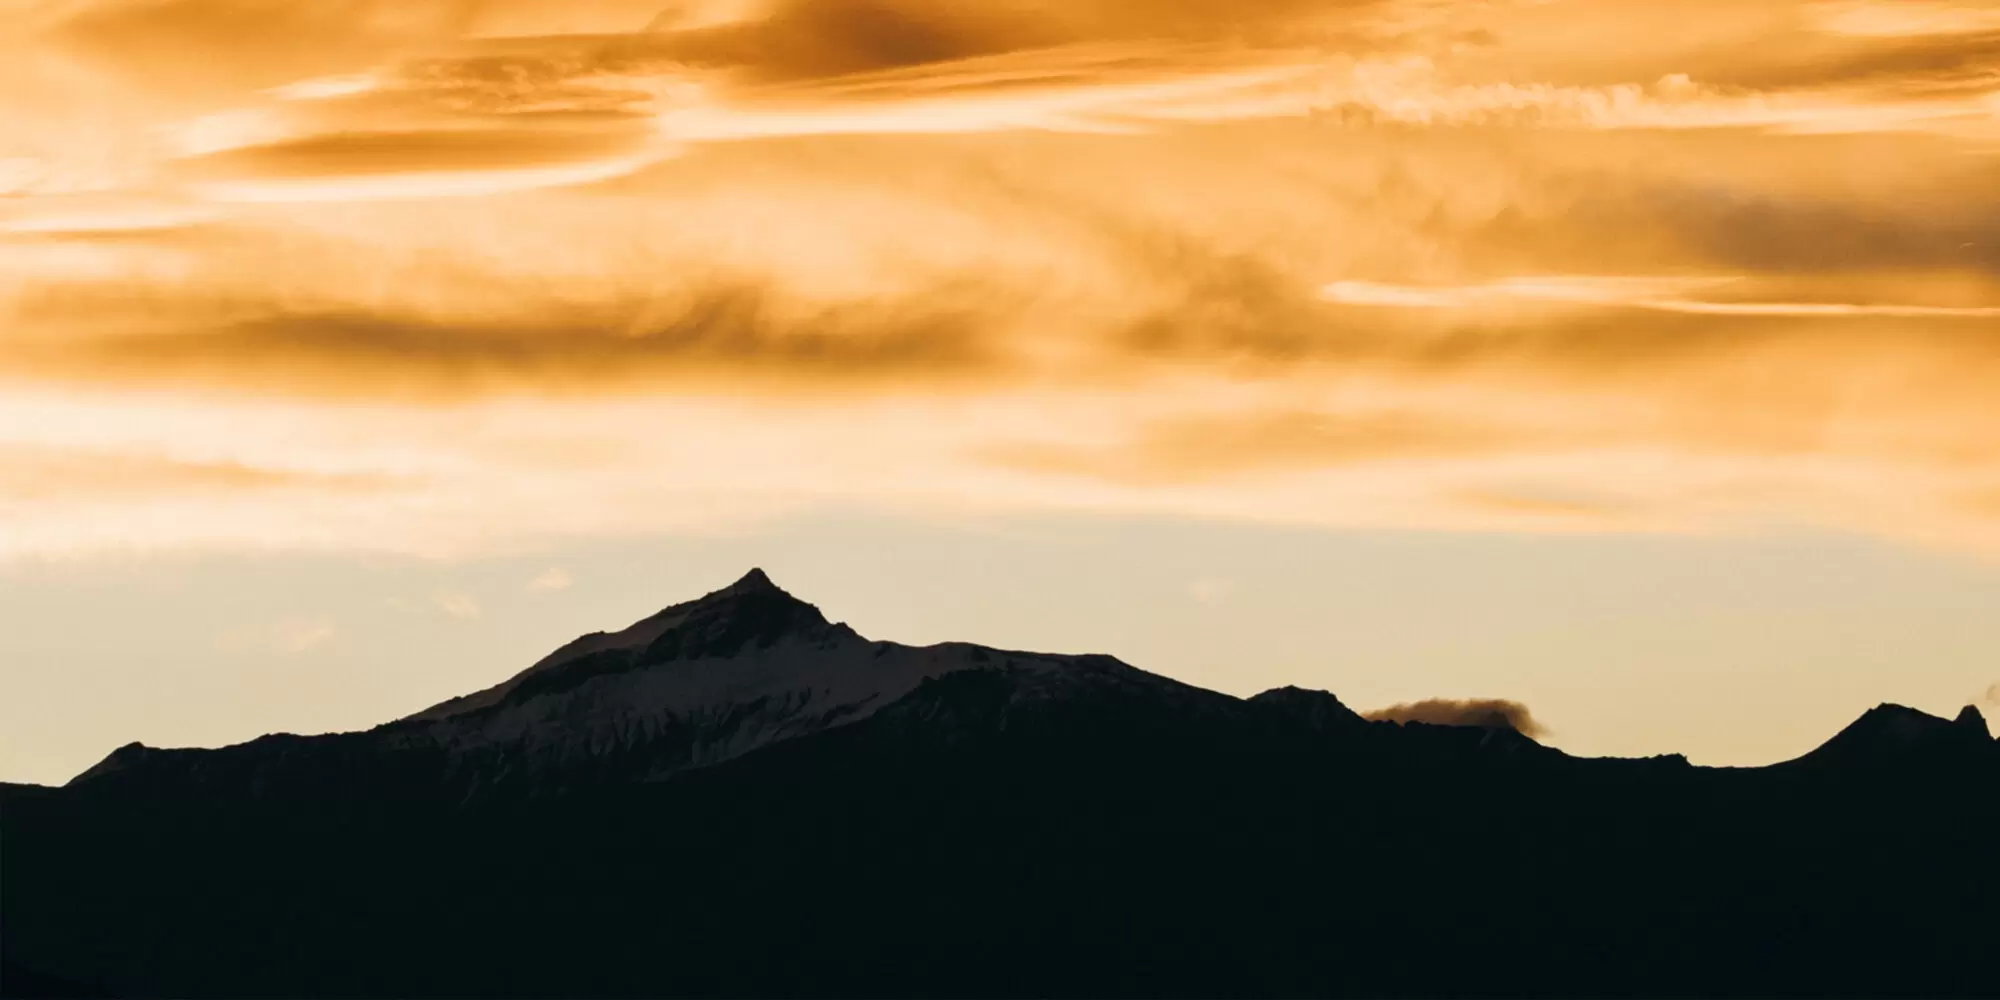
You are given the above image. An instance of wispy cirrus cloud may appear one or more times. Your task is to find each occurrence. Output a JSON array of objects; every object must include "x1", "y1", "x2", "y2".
[
  {"x1": 272, "y1": 620, "x2": 336, "y2": 653},
  {"x1": 1321, "y1": 276, "x2": 2000, "y2": 318},
  {"x1": 1809, "y1": 0, "x2": 2000, "y2": 38},
  {"x1": 212, "y1": 618, "x2": 337, "y2": 654},
  {"x1": 434, "y1": 590, "x2": 482, "y2": 620}
]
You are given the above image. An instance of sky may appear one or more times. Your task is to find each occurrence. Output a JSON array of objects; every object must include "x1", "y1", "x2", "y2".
[{"x1": 3, "y1": 0, "x2": 1999, "y2": 784}]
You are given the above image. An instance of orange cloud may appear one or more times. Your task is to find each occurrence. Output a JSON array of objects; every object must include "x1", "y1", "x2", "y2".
[
  {"x1": 4, "y1": 0, "x2": 2000, "y2": 558},
  {"x1": 990, "y1": 410, "x2": 1516, "y2": 486},
  {"x1": 0, "y1": 444, "x2": 398, "y2": 503}
]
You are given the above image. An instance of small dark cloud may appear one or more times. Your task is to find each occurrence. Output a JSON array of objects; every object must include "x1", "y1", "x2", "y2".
[{"x1": 1364, "y1": 698, "x2": 1548, "y2": 738}]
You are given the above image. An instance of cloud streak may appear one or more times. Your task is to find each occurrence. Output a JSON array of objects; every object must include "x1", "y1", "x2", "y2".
[{"x1": 1321, "y1": 277, "x2": 2000, "y2": 318}]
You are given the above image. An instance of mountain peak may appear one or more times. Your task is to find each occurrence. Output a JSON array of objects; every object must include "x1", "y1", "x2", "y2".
[
  {"x1": 1847, "y1": 703, "x2": 1954, "y2": 742},
  {"x1": 1954, "y1": 704, "x2": 1991, "y2": 738},
  {"x1": 1792, "y1": 702, "x2": 1992, "y2": 769},
  {"x1": 679, "y1": 566, "x2": 813, "y2": 616},
  {"x1": 662, "y1": 567, "x2": 829, "y2": 642},
  {"x1": 1248, "y1": 686, "x2": 1367, "y2": 732},
  {"x1": 649, "y1": 567, "x2": 831, "y2": 654},
  {"x1": 507, "y1": 568, "x2": 833, "y2": 682},
  {"x1": 399, "y1": 569, "x2": 836, "y2": 725},
  {"x1": 723, "y1": 567, "x2": 778, "y2": 594}
]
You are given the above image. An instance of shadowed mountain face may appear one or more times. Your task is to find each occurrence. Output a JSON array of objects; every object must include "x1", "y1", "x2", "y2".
[
  {"x1": 4, "y1": 571, "x2": 1997, "y2": 999},
  {"x1": 1783, "y1": 702, "x2": 1995, "y2": 772}
]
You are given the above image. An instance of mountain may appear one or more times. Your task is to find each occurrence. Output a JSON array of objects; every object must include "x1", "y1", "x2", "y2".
[
  {"x1": 4, "y1": 570, "x2": 1997, "y2": 999},
  {"x1": 65, "y1": 569, "x2": 1235, "y2": 802},
  {"x1": 1781, "y1": 701, "x2": 1995, "y2": 773}
]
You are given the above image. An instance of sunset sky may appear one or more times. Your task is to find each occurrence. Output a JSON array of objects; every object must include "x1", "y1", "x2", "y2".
[{"x1": 4, "y1": 0, "x2": 1999, "y2": 785}]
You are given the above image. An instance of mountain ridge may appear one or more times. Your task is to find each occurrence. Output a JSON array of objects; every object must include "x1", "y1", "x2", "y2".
[
  {"x1": 63, "y1": 570, "x2": 1263, "y2": 800},
  {"x1": 57, "y1": 569, "x2": 1993, "y2": 797},
  {"x1": 8, "y1": 569, "x2": 1997, "y2": 999}
]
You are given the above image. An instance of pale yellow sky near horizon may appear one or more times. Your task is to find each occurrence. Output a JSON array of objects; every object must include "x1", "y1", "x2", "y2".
[
  {"x1": 3, "y1": 0, "x2": 1999, "y2": 781},
  {"x1": 3, "y1": 518, "x2": 1999, "y2": 787}
]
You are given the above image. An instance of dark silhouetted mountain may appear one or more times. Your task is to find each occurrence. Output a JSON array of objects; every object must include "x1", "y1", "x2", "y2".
[
  {"x1": 1246, "y1": 685, "x2": 1368, "y2": 732},
  {"x1": 1956, "y1": 703, "x2": 1992, "y2": 733},
  {"x1": 1782, "y1": 701, "x2": 1997, "y2": 774},
  {"x1": 4, "y1": 570, "x2": 1997, "y2": 999}
]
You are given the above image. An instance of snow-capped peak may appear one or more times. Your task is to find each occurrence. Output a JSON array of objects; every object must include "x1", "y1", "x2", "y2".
[
  {"x1": 402, "y1": 568, "x2": 831, "y2": 724},
  {"x1": 379, "y1": 569, "x2": 1150, "y2": 792}
]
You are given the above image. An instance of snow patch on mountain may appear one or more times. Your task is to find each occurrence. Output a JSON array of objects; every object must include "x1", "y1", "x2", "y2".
[{"x1": 381, "y1": 569, "x2": 1144, "y2": 789}]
